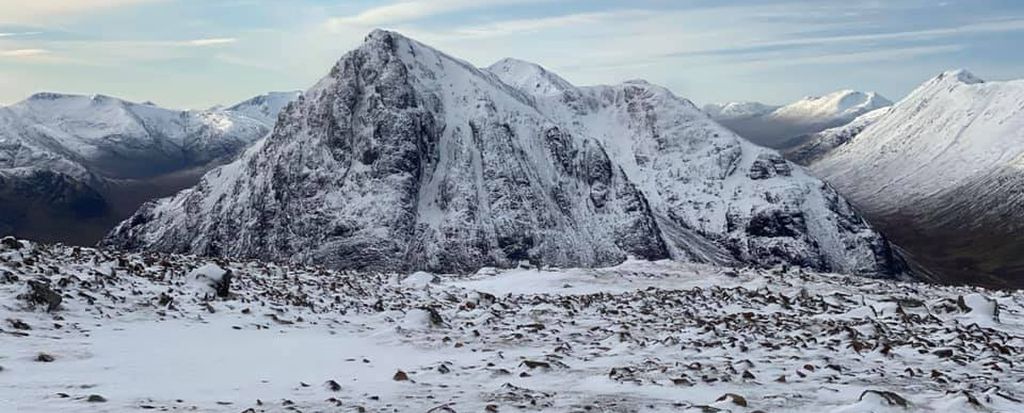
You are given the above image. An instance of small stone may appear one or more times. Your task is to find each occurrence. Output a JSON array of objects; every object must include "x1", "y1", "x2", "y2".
[
  {"x1": 933, "y1": 349, "x2": 954, "y2": 358},
  {"x1": 6, "y1": 318, "x2": 30, "y2": 330},
  {"x1": 859, "y1": 390, "x2": 909, "y2": 407},
  {"x1": 716, "y1": 393, "x2": 748, "y2": 407},
  {"x1": 35, "y1": 353, "x2": 55, "y2": 362},
  {"x1": 393, "y1": 370, "x2": 409, "y2": 381},
  {"x1": 325, "y1": 380, "x2": 342, "y2": 391},
  {"x1": 520, "y1": 360, "x2": 551, "y2": 369},
  {"x1": 86, "y1": 394, "x2": 107, "y2": 403}
]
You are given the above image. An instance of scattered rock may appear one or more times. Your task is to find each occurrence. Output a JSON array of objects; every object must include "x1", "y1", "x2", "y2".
[
  {"x1": 86, "y1": 394, "x2": 107, "y2": 403},
  {"x1": 716, "y1": 393, "x2": 748, "y2": 407},
  {"x1": 35, "y1": 353, "x2": 55, "y2": 362},
  {"x1": 1, "y1": 236, "x2": 22, "y2": 250},
  {"x1": 6, "y1": 318, "x2": 30, "y2": 330},
  {"x1": 22, "y1": 280, "x2": 62, "y2": 312},
  {"x1": 520, "y1": 360, "x2": 551, "y2": 369},
  {"x1": 393, "y1": 370, "x2": 409, "y2": 381},
  {"x1": 859, "y1": 390, "x2": 909, "y2": 407},
  {"x1": 325, "y1": 380, "x2": 341, "y2": 391}
]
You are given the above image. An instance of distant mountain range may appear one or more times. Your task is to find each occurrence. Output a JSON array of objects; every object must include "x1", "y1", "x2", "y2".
[
  {"x1": 704, "y1": 90, "x2": 892, "y2": 150},
  {"x1": 101, "y1": 30, "x2": 904, "y2": 277},
  {"x1": 0, "y1": 91, "x2": 299, "y2": 244}
]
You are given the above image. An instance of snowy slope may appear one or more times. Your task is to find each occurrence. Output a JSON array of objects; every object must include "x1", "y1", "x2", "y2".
[
  {"x1": 707, "y1": 91, "x2": 892, "y2": 149},
  {"x1": 786, "y1": 106, "x2": 891, "y2": 165},
  {"x1": 813, "y1": 70, "x2": 1021, "y2": 207},
  {"x1": 104, "y1": 30, "x2": 903, "y2": 277},
  {"x1": 5, "y1": 92, "x2": 277, "y2": 179},
  {"x1": 812, "y1": 70, "x2": 1024, "y2": 287},
  {"x1": 226, "y1": 91, "x2": 303, "y2": 125},
  {"x1": 770, "y1": 90, "x2": 892, "y2": 126},
  {"x1": 1, "y1": 238, "x2": 1022, "y2": 412},
  {"x1": 702, "y1": 101, "x2": 779, "y2": 120}
]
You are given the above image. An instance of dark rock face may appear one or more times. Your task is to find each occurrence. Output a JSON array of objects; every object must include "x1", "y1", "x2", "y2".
[
  {"x1": 103, "y1": 30, "x2": 904, "y2": 277},
  {"x1": 22, "y1": 279, "x2": 63, "y2": 312},
  {"x1": 748, "y1": 154, "x2": 792, "y2": 180}
]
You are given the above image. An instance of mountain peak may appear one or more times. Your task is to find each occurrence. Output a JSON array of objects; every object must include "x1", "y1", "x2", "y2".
[
  {"x1": 704, "y1": 101, "x2": 779, "y2": 120},
  {"x1": 486, "y1": 57, "x2": 575, "y2": 96},
  {"x1": 26, "y1": 92, "x2": 74, "y2": 101},
  {"x1": 935, "y1": 69, "x2": 984, "y2": 85},
  {"x1": 772, "y1": 89, "x2": 891, "y2": 123},
  {"x1": 225, "y1": 91, "x2": 302, "y2": 125}
]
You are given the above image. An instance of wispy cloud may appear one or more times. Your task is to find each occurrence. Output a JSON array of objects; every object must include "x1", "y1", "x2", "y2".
[
  {"x1": 0, "y1": 32, "x2": 42, "y2": 38},
  {"x1": 729, "y1": 44, "x2": 967, "y2": 68},
  {"x1": 183, "y1": 38, "x2": 237, "y2": 46},
  {"x1": 440, "y1": 11, "x2": 645, "y2": 39},
  {"x1": 0, "y1": 48, "x2": 51, "y2": 57},
  {"x1": 0, "y1": 0, "x2": 162, "y2": 25},
  {"x1": 665, "y1": 18, "x2": 1024, "y2": 58},
  {"x1": 327, "y1": 0, "x2": 531, "y2": 28}
]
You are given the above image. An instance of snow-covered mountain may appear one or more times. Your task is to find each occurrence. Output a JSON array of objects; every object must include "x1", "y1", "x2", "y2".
[
  {"x1": 707, "y1": 90, "x2": 892, "y2": 149},
  {"x1": 702, "y1": 101, "x2": 779, "y2": 120},
  {"x1": 103, "y1": 30, "x2": 903, "y2": 276},
  {"x1": 3, "y1": 92, "x2": 276, "y2": 179},
  {"x1": 0, "y1": 92, "x2": 298, "y2": 244},
  {"x1": 2, "y1": 238, "x2": 1022, "y2": 412},
  {"x1": 812, "y1": 70, "x2": 1024, "y2": 288},
  {"x1": 226, "y1": 91, "x2": 303, "y2": 125},
  {"x1": 771, "y1": 90, "x2": 891, "y2": 126},
  {"x1": 786, "y1": 106, "x2": 891, "y2": 165}
]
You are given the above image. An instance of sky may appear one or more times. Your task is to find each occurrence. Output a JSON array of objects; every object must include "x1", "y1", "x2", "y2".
[{"x1": 0, "y1": 0, "x2": 1022, "y2": 109}]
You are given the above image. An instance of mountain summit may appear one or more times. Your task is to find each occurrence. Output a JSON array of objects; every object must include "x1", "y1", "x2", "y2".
[{"x1": 103, "y1": 30, "x2": 903, "y2": 276}]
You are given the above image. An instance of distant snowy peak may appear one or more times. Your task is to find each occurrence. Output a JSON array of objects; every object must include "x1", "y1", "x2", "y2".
[
  {"x1": 932, "y1": 68, "x2": 984, "y2": 86},
  {"x1": 770, "y1": 90, "x2": 892, "y2": 125},
  {"x1": 703, "y1": 101, "x2": 779, "y2": 120},
  {"x1": 1, "y1": 91, "x2": 275, "y2": 180},
  {"x1": 486, "y1": 58, "x2": 576, "y2": 97},
  {"x1": 226, "y1": 91, "x2": 302, "y2": 125}
]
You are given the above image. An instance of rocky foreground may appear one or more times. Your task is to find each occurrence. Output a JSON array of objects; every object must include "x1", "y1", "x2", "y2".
[{"x1": 1, "y1": 237, "x2": 1022, "y2": 412}]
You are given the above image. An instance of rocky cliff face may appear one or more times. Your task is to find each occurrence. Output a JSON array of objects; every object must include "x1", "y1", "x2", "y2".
[{"x1": 104, "y1": 30, "x2": 904, "y2": 276}]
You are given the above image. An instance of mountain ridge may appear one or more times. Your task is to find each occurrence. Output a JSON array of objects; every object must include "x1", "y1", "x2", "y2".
[
  {"x1": 103, "y1": 29, "x2": 905, "y2": 277},
  {"x1": 0, "y1": 90, "x2": 298, "y2": 244},
  {"x1": 811, "y1": 69, "x2": 1024, "y2": 288}
]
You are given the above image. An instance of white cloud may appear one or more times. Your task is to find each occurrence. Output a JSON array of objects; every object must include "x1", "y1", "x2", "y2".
[
  {"x1": 691, "y1": 18, "x2": 1024, "y2": 54},
  {"x1": 729, "y1": 44, "x2": 967, "y2": 68},
  {"x1": 0, "y1": 32, "x2": 42, "y2": 38},
  {"x1": 184, "y1": 38, "x2": 237, "y2": 46},
  {"x1": 327, "y1": 0, "x2": 531, "y2": 28},
  {"x1": 0, "y1": 0, "x2": 162, "y2": 24},
  {"x1": 441, "y1": 11, "x2": 645, "y2": 39},
  {"x1": 0, "y1": 49, "x2": 51, "y2": 57}
]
